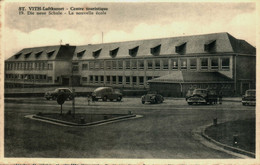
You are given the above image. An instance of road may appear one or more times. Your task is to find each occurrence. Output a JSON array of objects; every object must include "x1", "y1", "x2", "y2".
[{"x1": 4, "y1": 97, "x2": 255, "y2": 158}]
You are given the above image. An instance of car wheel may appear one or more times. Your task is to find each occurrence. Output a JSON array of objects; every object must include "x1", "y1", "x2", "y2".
[
  {"x1": 46, "y1": 98, "x2": 50, "y2": 100},
  {"x1": 242, "y1": 103, "x2": 246, "y2": 106},
  {"x1": 117, "y1": 96, "x2": 122, "y2": 102},
  {"x1": 110, "y1": 99, "x2": 113, "y2": 101},
  {"x1": 52, "y1": 96, "x2": 56, "y2": 100},
  {"x1": 102, "y1": 96, "x2": 107, "y2": 101},
  {"x1": 188, "y1": 102, "x2": 193, "y2": 105},
  {"x1": 142, "y1": 101, "x2": 145, "y2": 104},
  {"x1": 154, "y1": 99, "x2": 158, "y2": 104}
]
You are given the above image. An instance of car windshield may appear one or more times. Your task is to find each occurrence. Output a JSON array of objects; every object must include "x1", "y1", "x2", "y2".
[
  {"x1": 193, "y1": 90, "x2": 207, "y2": 95},
  {"x1": 246, "y1": 91, "x2": 255, "y2": 96}
]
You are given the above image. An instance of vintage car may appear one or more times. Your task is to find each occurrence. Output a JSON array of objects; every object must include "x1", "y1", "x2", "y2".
[
  {"x1": 92, "y1": 87, "x2": 123, "y2": 101},
  {"x1": 44, "y1": 88, "x2": 74, "y2": 100},
  {"x1": 242, "y1": 89, "x2": 256, "y2": 106},
  {"x1": 186, "y1": 88, "x2": 218, "y2": 105},
  {"x1": 141, "y1": 91, "x2": 164, "y2": 104}
]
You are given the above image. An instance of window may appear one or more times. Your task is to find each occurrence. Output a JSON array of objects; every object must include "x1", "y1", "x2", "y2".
[
  {"x1": 200, "y1": 58, "x2": 208, "y2": 70},
  {"x1": 15, "y1": 53, "x2": 22, "y2": 59},
  {"x1": 181, "y1": 59, "x2": 187, "y2": 70},
  {"x1": 100, "y1": 76, "x2": 104, "y2": 83},
  {"x1": 93, "y1": 49, "x2": 101, "y2": 58},
  {"x1": 110, "y1": 47, "x2": 119, "y2": 58},
  {"x1": 129, "y1": 46, "x2": 139, "y2": 57},
  {"x1": 211, "y1": 58, "x2": 219, "y2": 69},
  {"x1": 72, "y1": 62, "x2": 79, "y2": 72},
  {"x1": 139, "y1": 77, "x2": 144, "y2": 85},
  {"x1": 147, "y1": 60, "x2": 153, "y2": 70},
  {"x1": 95, "y1": 76, "x2": 99, "y2": 83},
  {"x1": 150, "y1": 45, "x2": 161, "y2": 56},
  {"x1": 138, "y1": 60, "x2": 144, "y2": 70},
  {"x1": 82, "y1": 64, "x2": 88, "y2": 70},
  {"x1": 106, "y1": 76, "x2": 110, "y2": 84},
  {"x1": 155, "y1": 60, "x2": 160, "y2": 70},
  {"x1": 133, "y1": 76, "x2": 137, "y2": 85},
  {"x1": 24, "y1": 52, "x2": 31, "y2": 58},
  {"x1": 35, "y1": 51, "x2": 43, "y2": 58},
  {"x1": 118, "y1": 60, "x2": 123, "y2": 69},
  {"x1": 48, "y1": 63, "x2": 53, "y2": 70},
  {"x1": 48, "y1": 76, "x2": 52, "y2": 82},
  {"x1": 112, "y1": 76, "x2": 117, "y2": 84},
  {"x1": 89, "y1": 62, "x2": 94, "y2": 70},
  {"x1": 175, "y1": 42, "x2": 186, "y2": 54},
  {"x1": 47, "y1": 50, "x2": 55, "y2": 58},
  {"x1": 162, "y1": 59, "x2": 169, "y2": 70},
  {"x1": 112, "y1": 61, "x2": 117, "y2": 69},
  {"x1": 94, "y1": 61, "x2": 100, "y2": 69},
  {"x1": 77, "y1": 50, "x2": 85, "y2": 58},
  {"x1": 221, "y1": 58, "x2": 230, "y2": 70},
  {"x1": 204, "y1": 40, "x2": 216, "y2": 52},
  {"x1": 131, "y1": 60, "x2": 137, "y2": 69},
  {"x1": 125, "y1": 60, "x2": 130, "y2": 69},
  {"x1": 90, "y1": 76, "x2": 93, "y2": 83},
  {"x1": 189, "y1": 59, "x2": 197, "y2": 70},
  {"x1": 118, "y1": 76, "x2": 123, "y2": 84},
  {"x1": 100, "y1": 61, "x2": 104, "y2": 69},
  {"x1": 126, "y1": 76, "x2": 130, "y2": 84},
  {"x1": 172, "y1": 59, "x2": 178, "y2": 70},
  {"x1": 106, "y1": 61, "x2": 112, "y2": 69}
]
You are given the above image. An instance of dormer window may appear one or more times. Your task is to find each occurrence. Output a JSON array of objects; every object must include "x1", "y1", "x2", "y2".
[
  {"x1": 77, "y1": 50, "x2": 86, "y2": 58},
  {"x1": 204, "y1": 40, "x2": 216, "y2": 52},
  {"x1": 175, "y1": 42, "x2": 186, "y2": 54},
  {"x1": 150, "y1": 44, "x2": 161, "y2": 56},
  {"x1": 93, "y1": 49, "x2": 102, "y2": 58},
  {"x1": 110, "y1": 47, "x2": 119, "y2": 58},
  {"x1": 129, "y1": 46, "x2": 139, "y2": 57},
  {"x1": 24, "y1": 52, "x2": 32, "y2": 58},
  {"x1": 35, "y1": 51, "x2": 43, "y2": 58},
  {"x1": 15, "y1": 53, "x2": 22, "y2": 59},
  {"x1": 47, "y1": 50, "x2": 55, "y2": 58}
]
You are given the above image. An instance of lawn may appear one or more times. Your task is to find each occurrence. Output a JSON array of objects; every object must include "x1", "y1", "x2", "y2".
[{"x1": 205, "y1": 118, "x2": 255, "y2": 153}]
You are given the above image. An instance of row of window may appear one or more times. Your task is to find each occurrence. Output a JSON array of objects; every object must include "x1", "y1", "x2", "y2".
[
  {"x1": 5, "y1": 74, "x2": 53, "y2": 82},
  {"x1": 79, "y1": 57, "x2": 230, "y2": 71},
  {"x1": 5, "y1": 62, "x2": 53, "y2": 70},
  {"x1": 82, "y1": 75, "x2": 158, "y2": 86}
]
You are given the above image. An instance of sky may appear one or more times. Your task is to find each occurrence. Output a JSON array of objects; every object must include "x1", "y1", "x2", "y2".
[{"x1": 3, "y1": 2, "x2": 257, "y2": 59}]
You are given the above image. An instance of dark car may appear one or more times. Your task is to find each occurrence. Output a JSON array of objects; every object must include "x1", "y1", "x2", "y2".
[
  {"x1": 242, "y1": 89, "x2": 256, "y2": 106},
  {"x1": 44, "y1": 88, "x2": 74, "y2": 100},
  {"x1": 92, "y1": 87, "x2": 122, "y2": 101},
  {"x1": 141, "y1": 91, "x2": 164, "y2": 104},
  {"x1": 186, "y1": 88, "x2": 218, "y2": 105}
]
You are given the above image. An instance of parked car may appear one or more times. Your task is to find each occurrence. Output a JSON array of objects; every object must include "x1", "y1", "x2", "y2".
[
  {"x1": 44, "y1": 88, "x2": 74, "y2": 100},
  {"x1": 242, "y1": 89, "x2": 256, "y2": 106},
  {"x1": 186, "y1": 88, "x2": 218, "y2": 105},
  {"x1": 92, "y1": 87, "x2": 122, "y2": 101},
  {"x1": 141, "y1": 91, "x2": 164, "y2": 104}
]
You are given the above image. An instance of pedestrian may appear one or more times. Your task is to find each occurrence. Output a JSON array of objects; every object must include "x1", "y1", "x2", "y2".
[{"x1": 218, "y1": 91, "x2": 223, "y2": 104}]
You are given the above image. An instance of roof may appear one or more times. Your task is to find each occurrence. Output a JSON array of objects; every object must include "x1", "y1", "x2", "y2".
[
  {"x1": 148, "y1": 71, "x2": 233, "y2": 83},
  {"x1": 72, "y1": 32, "x2": 256, "y2": 60},
  {"x1": 6, "y1": 45, "x2": 76, "y2": 61}
]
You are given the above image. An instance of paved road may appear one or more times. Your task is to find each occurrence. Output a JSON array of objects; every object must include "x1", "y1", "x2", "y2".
[{"x1": 4, "y1": 97, "x2": 255, "y2": 158}]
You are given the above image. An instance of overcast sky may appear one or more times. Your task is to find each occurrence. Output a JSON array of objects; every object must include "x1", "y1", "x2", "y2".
[{"x1": 3, "y1": 2, "x2": 256, "y2": 59}]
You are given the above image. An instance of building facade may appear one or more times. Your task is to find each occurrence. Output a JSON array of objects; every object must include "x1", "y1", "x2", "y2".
[{"x1": 5, "y1": 32, "x2": 256, "y2": 96}]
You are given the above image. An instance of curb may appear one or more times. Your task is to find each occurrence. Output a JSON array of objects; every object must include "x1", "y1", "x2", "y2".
[
  {"x1": 32, "y1": 114, "x2": 137, "y2": 127},
  {"x1": 201, "y1": 123, "x2": 255, "y2": 158}
]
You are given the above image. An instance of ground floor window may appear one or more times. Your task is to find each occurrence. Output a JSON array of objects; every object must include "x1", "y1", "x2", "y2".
[
  {"x1": 139, "y1": 76, "x2": 144, "y2": 85},
  {"x1": 221, "y1": 58, "x2": 230, "y2": 70},
  {"x1": 118, "y1": 76, "x2": 123, "y2": 84}
]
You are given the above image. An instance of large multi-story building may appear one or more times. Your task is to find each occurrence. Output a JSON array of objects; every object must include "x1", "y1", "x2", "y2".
[
  {"x1": 5, "y1": 45, "x2": 76, "y2": 87},
  {"x1": 5, "y1": 32, "x2": 256, "y2": 96}
]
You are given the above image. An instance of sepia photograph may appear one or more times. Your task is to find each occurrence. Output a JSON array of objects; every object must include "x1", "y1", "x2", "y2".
[{"x1": 1, "y1": 0, "x2": 259, "y2": 164}]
